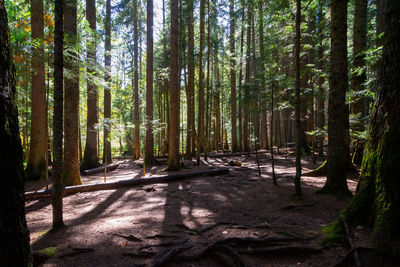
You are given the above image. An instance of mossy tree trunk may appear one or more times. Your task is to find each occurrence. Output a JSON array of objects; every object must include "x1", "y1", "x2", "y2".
[
  {"x1": 345, "y1": 0, "x2": 400, "y2": 246},
  {"x1": 0, "y1": 1, "x2": 33, "y2": 264}
]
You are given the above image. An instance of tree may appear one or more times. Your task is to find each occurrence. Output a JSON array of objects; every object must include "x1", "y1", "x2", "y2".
[
  {"x1": 318, "y1": 0, "x2": 350, "y2": 196},
  {"x1": 83, "y1": 0, "x2": 100, "y2": 169},
  {"x1": 186, "y1": 0, "x2": 195, "y2": 157},
  {"x1": 344, "y1": 0, "x2": 400, "y2": 246},
  {"x1": 317, "y1": 0, "x2": 325, "y2": 155},
  {"x1": 198, "y1": 0, "x2": 205, "y2": 158},
  {"x1": 168, "y1": 0, "x2": 180, "y2": 170},
  {"x1": 294, "y1": 0, "x2": 302, "y2": 195},
  {"x1": 133, "y1": 0, "x2": 140, "y2": 160},
  {"x1": 351, "y1": 0, "x2": 367, "y2": 129},
  {"x1": 103, "y1": 0, "x2": 112, "y2": 164},
  {"x1": 26, "y1": 0, "x2": 47, "y2": 180},
  {"x1": 52, "y1": 0, "x2": 64, "y2": 228},
  {"x1": 229, "y1": 0, "x2": 237, "y2": 152},
  {"x1": 64, "y1": 0, "x2": 82, "y2": 186},
  {"x1": 145, "y1": 0, "x2": 155, "y2": 165},
  {"x1": 0, "y1": 1, "x2": 32, "y2": 263}
]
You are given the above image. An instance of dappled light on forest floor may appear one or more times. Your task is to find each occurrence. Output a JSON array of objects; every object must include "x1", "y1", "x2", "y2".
[{"x1": 25, "y1": 153, "x2": 358, "y2": 266}]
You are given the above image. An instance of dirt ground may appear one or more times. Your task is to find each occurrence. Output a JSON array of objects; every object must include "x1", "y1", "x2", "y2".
[{"x1": 25, "y1": 152, "x2": 363, "y2": 267}]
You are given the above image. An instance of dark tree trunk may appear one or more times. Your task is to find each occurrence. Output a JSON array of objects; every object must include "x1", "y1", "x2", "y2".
[
  {"x1": 243, "y1": 6, "x2": 251, "y2": 152},
  {"x1": 168, "y1": 0, "x2": 180, "y2": 169},
  {"x1": 133, "y1": 0, "x2": 140, "y2": 160},
  {"x1": 83, "y1": 0, "x2": 100, "y2": 169},
  {"x1": 103, "y1": 0, "x2": 112, "y2": 164},
  {"x1": 27, "y1": 0, "x2": 47, "y2": 181},
  {"x1": 186, "y1": 0, "x2": 195, "y2": 157},
  {"x1": 229, "y1": 0, "x2": 237, "y2": 152},
  {"x1": 317, "y1": 0, "x2": 325, "y2": 155},
  {"x1": 198, "y1": 0, "x2": 205, "y2": 159},
  {"x1": 64, "y1": 0, "x2": 82, "y2": 186},
  {"x1": 145, "y1": 0, "x2": 155, "y2": 165},
  {"x1": 0, "y1": 1, "x2": 33, "y2": 264},
  {"x1": 294, "y1": 0, "x2": 302, "y2": 195},
  {"x1": 351, "y1": 0, "x2": 367, "y2": 130},
  {"x1": 52, "y1": 0, "x2": 64, "y2": 228},
  {"x1": 318, "y1": 0, "x2": 351, "y2": 196},
  {"x1": 345, "y1": 0, "x2": 400, "y2": 246}
]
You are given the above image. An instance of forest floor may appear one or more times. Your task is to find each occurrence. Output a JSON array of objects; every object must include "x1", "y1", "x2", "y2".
[{"x1": 25, "y1": 151, "x2": 368, "y2": 267}]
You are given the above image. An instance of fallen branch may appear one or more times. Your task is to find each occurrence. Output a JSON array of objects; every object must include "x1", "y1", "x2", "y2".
[
  {"x1": 82, "y1": 163, "x2": 119, "y2": 175},
  {"x1": 25, "y1": 168, "x2": 229, "y2": 201}
]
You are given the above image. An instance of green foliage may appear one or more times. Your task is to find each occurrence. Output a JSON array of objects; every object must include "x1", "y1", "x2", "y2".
[{"x1": 321, "y1": 214, "x2": 345, "y2": 245}]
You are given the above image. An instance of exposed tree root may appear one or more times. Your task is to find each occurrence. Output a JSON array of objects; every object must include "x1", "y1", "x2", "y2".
[
  {"x1": 59, "y1": 248, "x2": 95, "y2": 258},
  {"x1": 121, "y1": 251, "x2": 155, "y2": 258},
  {"x1": 113, "y1": 233, "x2": 142, "y2": 242},
  {"x1": 282, "y1": 202, "x2": 315, "y2": 210},
  {"x1": 237, "y1": 245, "x2": 323, "y2": 255},
  {"x1": 152, "y1": 243, "x2": 193, "y2": 267},
  {"x1": 343, "y1": 218, "x2": 362, "y2": 267}
]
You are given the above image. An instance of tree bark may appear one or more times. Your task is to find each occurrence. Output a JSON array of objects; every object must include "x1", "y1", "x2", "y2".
[
  {"x1": 64, "y1": 0, "x2": 82, "y2": 186},
  {"x1": 294, "y1": 0, "x2": 302, "y2": 195},
  {"x1": 168, "y1": 0, "x2": 180, "y2": 169},
  {"x1": 243, "y1": 6, "x2": 251, "y2": 152},
  {"x1": 145, "y1": 0, "x2": 155, "y2": 165},
  {"x1": 83, "y1": 0, "x2": 99, "y2": 169},
  {"x1": 198, "y1": 0, "x2": 206, "y2": 159},
  {"x1": 52, "y1": 0, "x2": 64, "y2": 228},
  {"x1": 229, "y1": 0, "x2": 238, "y2": 152},
  {"x1": 27, "y1": 0, "x2": 47, "y2": 181},
  {"x1": 351, "y1": 0, "x2": 367, "y2": 129},
  {"x1": 344, "y1": 0, "x2": 400, "y2": 246},
  {"x1": 103, "y1": 0, "x2": 112, "y2": 164},
  {"x1": 133, "y1": 0, "x2": 140, "y2": 160},
  {"x1": 186, "y1": 0, "x2": 195, "y2": 157},
  {"x1": 318, "y1": 0, "x2": 350, "y2": 196},
  {"x1": 0, "y1": 1, "x2": 33, "y2": 263},
  {"x1": 317, "y1": 0, "x2": 325, "y2": 155}
]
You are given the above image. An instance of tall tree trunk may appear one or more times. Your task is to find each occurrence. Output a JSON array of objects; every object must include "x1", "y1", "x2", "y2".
[
  {"x1": 52, "y1": 0, "x2": 64, "y2": 227},
  {"x1": 238, "y1": 5, "x2": 245, "y2": 151},
  {"x1": 27, "y1": 0, "x2": 47, "y2": 180},
  {"x1": 168, "y1": 0, "x2": 180, "y2": 169},
  {"x1": 229, "y1": 0, "x2": 237, "y2": 152},
  {"x1": 64, "y1": 0, "x2": 82, "y2": 186},
  {"x1": 351, "y1": 0, "x2": 367, "y2": 129},
  {"x1": 243, "y1": 6, "x2": 251, "y2": 152},
  {"x1": 197, "y1": 0, "x2": 206, "y2": 160},
  {"x1": 294, "y1": 0, "x2": 302, "y2": 195},
  {"x1": 0, "y1": 2, "x2": 33, "y2": 264},
  {"x1": 259, "y1": 0, "x2": 268, "y2": 150},
  {"x1": 133, "y1": 0, "x2": 140, "y2": 159},
  {"x1": 317, "y1": 0, "x2": 325, "y2": 155},
  {"x1": 319, "y1": 0, "x2": 350, "y2": 196},
  {"x1": 145, "y1": 0, "x2": 155, "y2": 165},
  {"x1": 186, "y1": 0, "x2": 195, "y2": 157},
  {"x1": 83, "y1": 0, "x2": 99, "y2": 169},
  {"x1": 344, "y1": 0, "x2": 400, "y2": 246},
  {"x1": 103, "y1": 0, "x2": 112, "y2": 164}
]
